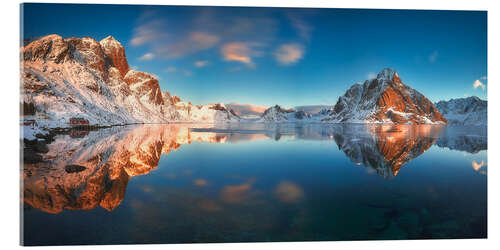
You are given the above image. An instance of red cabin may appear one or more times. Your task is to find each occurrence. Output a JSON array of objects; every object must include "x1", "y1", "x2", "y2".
[
  {"x1": 69, "y1": 117, "x2": 90, "y2": 125},
  {"x1": 22, "y1": 119, "x2": 36, "y2": 126}
]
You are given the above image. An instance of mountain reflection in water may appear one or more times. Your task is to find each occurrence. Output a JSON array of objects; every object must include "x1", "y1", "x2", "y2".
[
  {"x1": 333, "y1": 124, "x2": 443, "y2": 179},
  {"x1": 23, "y1": 123, "x2": 482, "y2": 214},
  {"x1": 22, "y1": 123, "x2": 487, "y2": 244},
  {"x1": 23, "y1": 124, "x2": 222, "y2": 214}
]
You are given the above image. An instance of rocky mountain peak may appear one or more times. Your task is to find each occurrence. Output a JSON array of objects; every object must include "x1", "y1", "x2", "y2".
[
  {"x1": 123, "y1": 70, "x2": 164, "y2": 105},
  {"x1": 65, "y1": 36, "x2": 109, "y2": 79},
  {"x1": 23, "y1": 34, "x2": 70, "y2": 63},
  {"x1": 100, "y1": 35, "x2": 120, "y2": 46},
  {"x1": 324, "y1": 69, "x2": 447, "y2": 124},
  {"x1": 376, "y1": 68, "x2": 398, "y2": 81},
  {"x1": 259, "y1": 105, "x2": 297, "y2": 122},
  {"x1": 99, "y1": 35, "x2": 130, "y2": 78}
]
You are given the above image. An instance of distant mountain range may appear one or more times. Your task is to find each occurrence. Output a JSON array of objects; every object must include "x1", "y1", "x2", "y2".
[
  {"x1": 435, "y1": 96, "x2": 487, "y2": 126},
  {"x1": 21, "y1": 34, "x2": 486, "y2": 138}
]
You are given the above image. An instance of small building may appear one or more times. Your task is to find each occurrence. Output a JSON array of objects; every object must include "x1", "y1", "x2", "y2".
[
  {"x1": 69, "y1": 117, "x2": 90, "y2": 126},
  {"x1": 21, "y1": 119, "x2": 36, "y2": 126}
]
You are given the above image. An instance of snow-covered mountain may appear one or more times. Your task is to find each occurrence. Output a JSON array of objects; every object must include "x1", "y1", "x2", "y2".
[
  {"x1": 322, "y1": 68, "x2": 447, "y2": 124},
  {"x1": 259, "y1": 105, "x2": 296, "y2": 122},
  {"x1": 258, "y1": 105, "x2": 320, "y2": 122},
  {"x1": 174, "y1": 101, "x2": 240, "y2": 123},
  {"x1": 294, "y1": 105, "x2": 335, "y2": 114},
  {"x1": 21, "y1": 34, "x2": 239, "y2": 132},
  {"x1": 434, "y1": 97, "x2": 487, "y2": 126},
  {"x1": 225, "y1": 103, "x2": 268, "y2": 119}
]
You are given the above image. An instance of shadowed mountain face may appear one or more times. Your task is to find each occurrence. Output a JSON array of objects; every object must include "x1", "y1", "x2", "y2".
[{"x1": 332, "y1": 124, "x2": 444, "y2": 179}]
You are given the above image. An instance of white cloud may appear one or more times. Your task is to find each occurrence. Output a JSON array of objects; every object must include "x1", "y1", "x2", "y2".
[
  {"x1": 194, "y1": 60, "x2": 209, "y2": 67},
  {"x1": 367, "y1": 72, "x2": 376, "y2": 79},
  {"x1": 429, "y1": 51, "x2": 439, "y2": 63},
  {"x1": 481, "y1": 76, "x2": 487, "y2": 80},
  {"x1": 473, "y1": 79, "x2": 486, "y2": 90},
  {"x1": 274, "y1": 43, "x2": 304, "y2": 66},
  {"x1": 138, "y1": 52, "x2": 155, "y2": 61},
  {"x1": 164, "y1": 66, "x2": 177, "y2": 73}
]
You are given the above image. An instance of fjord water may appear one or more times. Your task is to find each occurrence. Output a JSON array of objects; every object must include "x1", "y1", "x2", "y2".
[{"x1": 22, "y1": 123, "x2": 487, "y2": 245}]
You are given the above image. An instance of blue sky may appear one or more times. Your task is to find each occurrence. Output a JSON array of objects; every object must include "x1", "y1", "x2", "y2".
[{"x1": 22, "y1": 4, "x2": 487, "y2": 107}]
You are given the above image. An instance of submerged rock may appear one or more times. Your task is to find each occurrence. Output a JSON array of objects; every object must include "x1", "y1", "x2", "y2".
[{"x1": 65, "y1": 164, "x2": 87, "y2": 173}]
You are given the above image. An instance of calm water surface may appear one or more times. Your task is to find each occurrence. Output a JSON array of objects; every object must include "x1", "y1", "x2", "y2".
[{"x1": 22, "y1": 123, "x2": 487, "y2": 245}]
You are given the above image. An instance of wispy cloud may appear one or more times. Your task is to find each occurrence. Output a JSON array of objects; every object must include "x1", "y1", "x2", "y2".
[
  {"x1": 473, "y1": 79, "x2": 486, "y2": 90},
  {"x1": 288, "y1": 14, "x2": 313, "y2": 41},
  {"x1": 221, "y1": 42, "x2": 263, "y2": 68},
  {"x1": 194, "y1": 60, "x2": 209, "y2": 68},
  {"x1": 367, "y1": 72, "x2": 376, "y2": 79},
  {"x1": 130, "y1": 11, "x2": 221, "y2": 59},
  {"x1": 131, "y1": 9, "x2": 277, "y2": 61},
  {"x1": 138, "y1": 52, "x2": 155, "y2": 61},
  {"x1": 164, "y1": 66, "x2": 191, "y2": 76},
  {"x1": 429, "y1": 51, "x2": 439, "y2": 63},
  {"x1": 480, "y1": 76, "x2": 487, "y2": 80},
  {"x1": 130, "y1": 19, "x2": 168, "y2": 46},
  {"x1": 164, "y1": 66, "x2": 177, "y2": 73},
  {"x1": 222, "y1": 43, "x2": 251, "y2": 63},
  {"x1": 274, "y1": 43, "x2": 304, "y2": 66}
]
